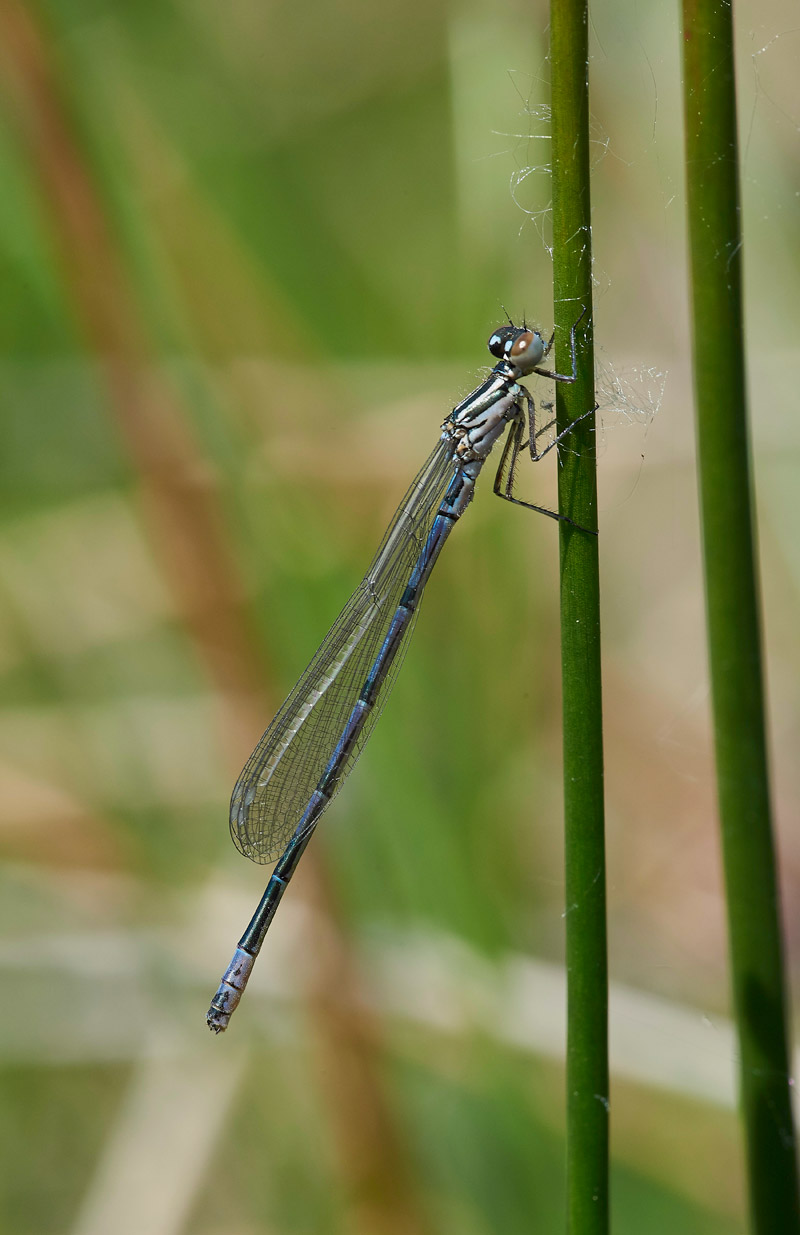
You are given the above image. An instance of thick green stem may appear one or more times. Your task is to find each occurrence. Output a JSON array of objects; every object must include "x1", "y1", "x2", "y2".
[
  {"x1": 550, "y1": 2, "x2": 608, "y2": 1233},
  {"x1": 681, "y1": 2, "x2": 800, "y2": 1231}
]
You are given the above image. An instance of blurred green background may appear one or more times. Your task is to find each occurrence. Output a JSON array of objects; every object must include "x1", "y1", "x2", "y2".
[{"x1": 0, "y1": 0, "x2": 798, "y2": 1232}]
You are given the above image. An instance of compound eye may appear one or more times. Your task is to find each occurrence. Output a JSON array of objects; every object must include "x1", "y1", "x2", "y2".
[
  {"x1": 508, "y1": 330, "x2": 545, "y2": 374},
  {"x1": 487, "y1": 327, "x2": 516, "y2": 360}
]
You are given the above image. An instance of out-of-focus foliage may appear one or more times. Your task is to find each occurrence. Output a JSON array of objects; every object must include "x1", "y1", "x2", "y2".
[{"x1": 0, "y1": 0, "x2": 797, "y2": 1232}]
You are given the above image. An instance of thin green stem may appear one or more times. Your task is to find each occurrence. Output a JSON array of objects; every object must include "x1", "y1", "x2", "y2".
[
  {"x1": 681, "y1": 2, "x2": 800, "y2": 1231},
  {"x1": 549, "y1": 2, "x2": 608, "y2": 1233}
]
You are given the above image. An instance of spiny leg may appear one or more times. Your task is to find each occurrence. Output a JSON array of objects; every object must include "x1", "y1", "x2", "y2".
[
  {"x1": 532, "y1": 303, "x2": 590, "y2": 384},
  {"x1": 517, "y1": 390, "x2": 556, "y2": 455},
  {"x1": 492, "y1": 410, "x2": 524, "y2": 500},
  {"x1": 522, "y1": 386, "x2": 597, "y2": 464},
  {"x1": 493, "y1": 411, "x2": 596, "y2": 533}
]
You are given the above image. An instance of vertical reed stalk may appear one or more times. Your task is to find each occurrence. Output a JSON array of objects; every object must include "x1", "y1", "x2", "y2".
[
  {"x1": 682, "y1": 2, "x2": 800, "y2": 1230},
  {"x1": 550, "y1": 2, "x2": 608, "y2": 1232}
]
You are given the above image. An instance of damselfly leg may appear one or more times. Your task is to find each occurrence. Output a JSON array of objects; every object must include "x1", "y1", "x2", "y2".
[{"x1": 492, "y1": 307, "x2": 597, "y2": 532}]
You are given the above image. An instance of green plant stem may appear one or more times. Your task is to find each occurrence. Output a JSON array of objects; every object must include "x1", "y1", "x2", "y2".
[
  {"x1": 550, "y1": 2, "x2": 608, "y2": 1233},
  {"x1": 681, "y1": 2, "x2": 800, "y2": 1230}
]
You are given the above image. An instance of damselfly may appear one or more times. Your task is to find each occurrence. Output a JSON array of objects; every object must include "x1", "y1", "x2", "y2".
[{"x1": 208, "y1": 313, "x2": 595, "y2": 1031}]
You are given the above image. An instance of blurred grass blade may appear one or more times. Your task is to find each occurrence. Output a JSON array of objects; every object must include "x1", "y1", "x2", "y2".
[
  {"x1": 0, "y1": 4, "x2": 434, "y2": 1232},
  {"x1": 549, "y1": 1, "x2": 608, "y2": 1232},
  {"x1": 681, "y1": 2, "x2": 800, "y2": 1231}
]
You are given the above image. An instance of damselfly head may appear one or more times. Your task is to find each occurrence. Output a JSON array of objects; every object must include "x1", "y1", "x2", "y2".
[{"x1": 487, "y1": 326, "x2": 545, "y2": 375}]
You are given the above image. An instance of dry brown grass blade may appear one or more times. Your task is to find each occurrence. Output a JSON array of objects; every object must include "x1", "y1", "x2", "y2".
[{"x1": 0, "y1": 3, "x2": 432, "y2": 1230}]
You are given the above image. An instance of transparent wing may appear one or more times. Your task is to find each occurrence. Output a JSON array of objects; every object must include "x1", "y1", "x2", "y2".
[{"x1": 231, "y1": 437, "x2": 456, "y2": 863}]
